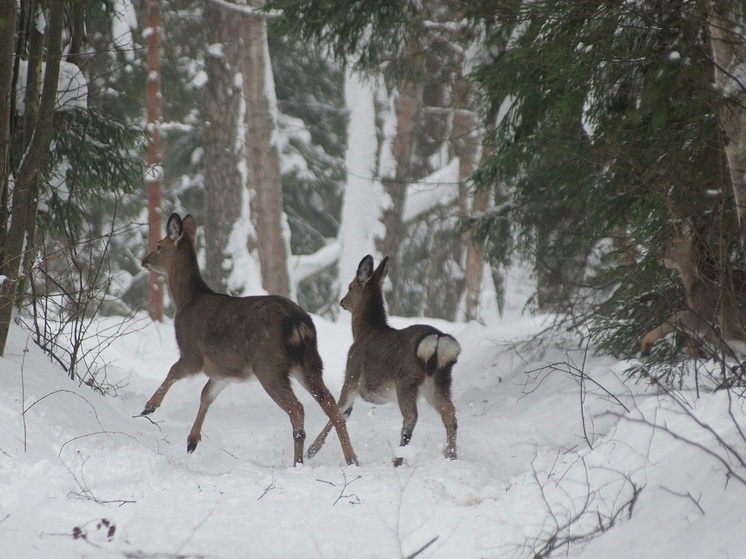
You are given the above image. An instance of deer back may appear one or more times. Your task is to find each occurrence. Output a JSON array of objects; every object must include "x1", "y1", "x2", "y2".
[
  {"x1": 142, "y1": 213, "x2": 318, "y2": 379},
  {"x1": 342, "y1": 255, "x2": 460, "y2": 385}
]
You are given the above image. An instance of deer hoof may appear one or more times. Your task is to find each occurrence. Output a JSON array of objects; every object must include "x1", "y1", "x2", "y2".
[
  {"x1": 187, "y1": 439, "x2": 198, "y2": 453},
  {"x1": 306, "y1": 442, "x2": 321, "y2": 458},
  {"x1": 140, "y1": 406, "x2": 156, "y2": 416},
  {"x1": 393, "y1": 456, "x2": 404, "y2": 467},
  {"x1": 346, "y1": 455, "x2": 359, "y2": 466}
]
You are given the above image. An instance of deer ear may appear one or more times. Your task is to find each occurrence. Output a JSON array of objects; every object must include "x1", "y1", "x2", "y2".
[
  {"x1": 182, "y1": 214, "x2": 197, "y2": 242},
  {"x1": 375, "y1": 256, "x2": 389, "y2": 281},
  {"x1": 356, "y1": 255, "x2": 375, "y2": 283},
  {"x1": 167, "y1": 213, "x2": 184, "y2": 242}
]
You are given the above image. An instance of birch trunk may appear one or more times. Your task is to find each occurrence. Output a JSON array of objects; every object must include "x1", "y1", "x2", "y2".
[
  {"x1": 707, "y1": 1, "x2": 746, "y2": 248},
  {"x1": 337, "y1": 70, "x2": 384, "y2": 317},
  {"x1": 145, "y1": 0, "x2": 163, "y2": 321}
]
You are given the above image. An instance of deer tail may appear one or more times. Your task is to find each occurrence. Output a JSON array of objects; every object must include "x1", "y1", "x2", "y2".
[
  {"x1": 285, "y1": 314, "x2": 318, "y2": 363},
  {"x1": 416, "y1": 333, "x2": 461, "y2": 375}
]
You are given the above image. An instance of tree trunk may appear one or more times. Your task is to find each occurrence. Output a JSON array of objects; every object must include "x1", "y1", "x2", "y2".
[
  {"x1": 202, "y1": 0, "x2": 242, "y2": 293},
  {"x1": 707, "y1": 1, "x2": 746, "y2": 249},
  {"x1": 445, "y1": 72, "x2": 484, "y2": 321},
  {"x1": 240, "y1": 5, "x2": 290, "y2": 298},
  {"x1": 463, "y1": 186, "x2": 490, "y2": 320},
  {"x1": 0, "y1": 0, "x2": 17, "y2": 270},
  {"x1": 0, "y1": 0, "x2": 64, "y2": 356},
  {"x1": 378, "y1": 81, "x2": 421, "y2": 314},
  {"x1": 17, "y1": 0, "x2": 44, "y2": 310},
  {"x1": 337, "y1": 69, "x2": 384, "y2": 316},
  {"x1": 145, "y1": 0, "x2": 163, "y2": 321}
]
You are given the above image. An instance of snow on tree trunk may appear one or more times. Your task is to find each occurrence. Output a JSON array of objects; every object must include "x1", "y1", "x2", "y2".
[
  {"x1": 145, "y1": 0, "x2": 163, "y2": 321},
  {"x1": 707, "y1": 1, "x2": 746, "y2": 249},
  {"x1": 203, "y1": 2, "x2": 242, "y2": 293},
  {"x1": 337, "y1": 69, "x2": 384, "y2": 316},
  {"x1": 240, "y1": 5, "x2": 291, "y2": 299}
]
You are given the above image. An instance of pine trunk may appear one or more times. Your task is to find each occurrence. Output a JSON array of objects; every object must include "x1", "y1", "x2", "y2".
[
  {"x1": 240, "y1": 6, "x2": 290, "y2": 298},
  {"x1": 378, "y1": 82, "x2": 421, "y2": 314},
  {"x1": 202, "y1": 1, "x2": 242, "y2": 293},
  {"x1": 0, "y1": 0, "x2": 16, "y2": 270}
]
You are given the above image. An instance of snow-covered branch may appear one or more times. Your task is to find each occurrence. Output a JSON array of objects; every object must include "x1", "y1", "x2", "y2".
[{"x1": 401, "y1": 158, "x2": 461, "y2": 224}]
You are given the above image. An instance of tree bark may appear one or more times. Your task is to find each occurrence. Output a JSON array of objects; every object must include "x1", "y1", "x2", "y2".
[
  {"x1": 240, "y1": 6, "x2": 290, "y2": 298},
  {"x1": 378, "y1": 81, "x2": 421, "y2": 314},
  {"x1": 17, "y1": 0, "x2": 43, "y2": 310},
  {"x1": 145, "y1": 0, "x2": 163, "y2": 321},
  {"x1": 707, "y1": 1, "x2": 746, "y2": 249},
  {"x1": 202, "y1": 0, "x2": 242, "y2": 293},
  {"x1": 0, "y1": 0, "x2": 64, "y2": 355},
  {"x1": 0, "y1": 0, "x2": 17, "y2": 271}
]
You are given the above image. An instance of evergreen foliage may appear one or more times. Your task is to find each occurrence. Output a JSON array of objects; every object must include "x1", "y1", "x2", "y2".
[{"x1": 470, "y1": 0, "x2": 739, "y2": 356}]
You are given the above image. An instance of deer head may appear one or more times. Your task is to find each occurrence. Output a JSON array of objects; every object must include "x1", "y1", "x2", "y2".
[{"x1": 142, "y1": 213, "x2": 197, "y2": 275}]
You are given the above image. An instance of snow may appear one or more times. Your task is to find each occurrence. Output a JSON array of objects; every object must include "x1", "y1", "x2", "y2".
[
  {"x1": 337, "y1": 69, "x2": 385, "y2": 297},
  {"x1": 401, "y1": 158, "x2": 461, "y2": 223},
  {"x1": 14, "y1": 60, "x2": 88, "y2": 115},
  {"x1": 112, "y1": 0, "x2": 138, "y2": 60},
  {"x1": 2, "y1": 288, "x2": 746, "y2": 557}
]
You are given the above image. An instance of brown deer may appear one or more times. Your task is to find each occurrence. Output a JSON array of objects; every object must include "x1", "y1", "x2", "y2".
[
  {"x1": 306, "y1": 255, "x2": 460, "y2": 466},
  {"x1": 640, "y1": 226, "x2": 746, "y2": 358},
  {"x1": 140, "y1": 213, "x2": 358, "y2": 466}
]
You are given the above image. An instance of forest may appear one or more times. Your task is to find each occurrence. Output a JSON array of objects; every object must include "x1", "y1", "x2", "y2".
[
  {"x1": 0, "y1": 0, "x2": 746, "y2": 439},
  {"x1": 1, "y1": 1, "x2": 745, "y2": 388},
  {"x1": 2, "y1": 2, "x2": 746, "y2": 557}
]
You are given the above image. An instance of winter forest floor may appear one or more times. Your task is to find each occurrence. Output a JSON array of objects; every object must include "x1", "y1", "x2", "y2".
[{"x1": 2, "y1": 303, "x2": 746, "y2": 558}]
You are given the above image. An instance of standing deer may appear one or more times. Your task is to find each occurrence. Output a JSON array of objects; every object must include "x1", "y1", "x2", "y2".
[
  {"x1": 640, "y1": 226, "x2": 746, "y2": 358},
  {"x1": 140, "y1": 212, "x2": 358, "y2": 466},
  {"x1": 307, "y1": 255, "x2": 460, "y2": 466}
]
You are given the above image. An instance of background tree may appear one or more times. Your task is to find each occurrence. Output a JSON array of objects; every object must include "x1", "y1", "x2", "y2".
[
  {"x1": 271, "y1": 0, "x2": 496, "y2": 321},
  {"x1": 145, "y1": 0, "x2": 163, "y2": 321},
  {"x1": 468, "y1": 0, "x2": 744, "y2": 354}
]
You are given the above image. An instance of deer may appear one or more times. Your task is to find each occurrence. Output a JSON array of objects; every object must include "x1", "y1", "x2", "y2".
[
  {"x1": 640, "y1": 225, "x2": 746, "y2": 359},
  {"x1": 139, "y1": 212, "x2": 358, "y2": 466},
  {"x1": 306, "y1": 255, "x2": 461, "y2": 467}
]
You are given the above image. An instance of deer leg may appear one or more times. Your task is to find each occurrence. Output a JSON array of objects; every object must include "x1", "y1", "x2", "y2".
[
  {"x1": 394, "y1": 383, "x2": 419, "y2": 467},
  {"x1": 306, "y1": 377, "x2": 359, "y2": 460},
  {"x1": 425, "y1": 375, "x2": 457, "y2": 461},
  {"x1": 142, "y1": 357, "x2": 201, "y2": 415},
  {"x1": 259, "y1": 375, "x2": 306, "y2": 466},
  {"x1": 302, "y1": 371, "x2": 359, "y2": 465},
  {"x1": 187, "y1": 379, "x2": 227, "y2": 453},
  {"x1": 641, "y1": 310, "x2": 716, "y2": 356}
]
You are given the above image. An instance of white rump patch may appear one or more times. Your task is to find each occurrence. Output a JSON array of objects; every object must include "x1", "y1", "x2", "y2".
[
  {"x1": 417, "y1": 334, "x2": 462, "y2": 370},
  {"x1": 435, "y1": 336, "x2": 461, "y2": 369},
  {"x1": 417, "y1": 334, "x2": 439, "y2": 362}
]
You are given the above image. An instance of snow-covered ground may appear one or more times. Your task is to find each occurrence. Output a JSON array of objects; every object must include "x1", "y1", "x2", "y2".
[{"x1": 2, "y1": 304, "x2": 746, "y2": 558}]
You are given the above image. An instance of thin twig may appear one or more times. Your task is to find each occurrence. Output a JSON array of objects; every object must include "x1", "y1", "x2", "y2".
[{"x1": 405, "y1": 536, "x2": 439, "y2": 559}]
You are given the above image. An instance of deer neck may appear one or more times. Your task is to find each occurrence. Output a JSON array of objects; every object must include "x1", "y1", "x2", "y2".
[
  {"x1": 168, "y1": 248, "x2": 213, "y2": 309},
  {"x1": 351, "y1": 291, "x2": 390, "y2": 340}
]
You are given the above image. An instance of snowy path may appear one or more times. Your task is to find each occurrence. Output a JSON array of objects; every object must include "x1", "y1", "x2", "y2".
[{"x1": 1, "y1": 313, "x2": 746, "y2": 558}]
